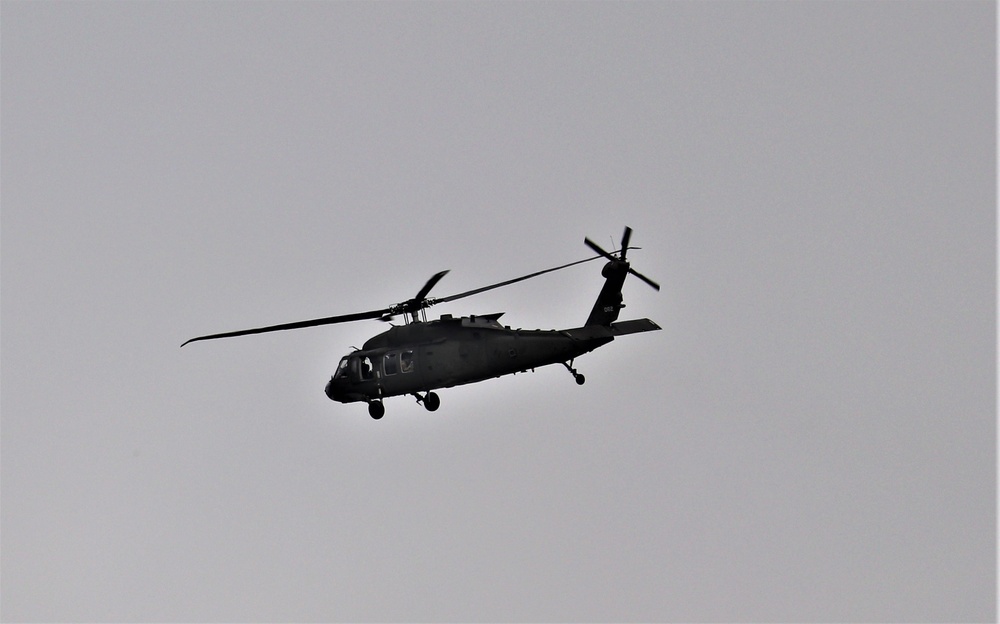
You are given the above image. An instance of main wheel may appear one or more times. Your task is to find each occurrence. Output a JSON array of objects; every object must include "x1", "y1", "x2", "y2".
[
  {"x1": 423, "y1": 392, "x2": 440, "y2": 412},
  {"x1": 368, "y1": 401, "x2": 385, "y2": 420},
  {"x1": 575, "y1": 374, "x2": 586, "y2": 385}
]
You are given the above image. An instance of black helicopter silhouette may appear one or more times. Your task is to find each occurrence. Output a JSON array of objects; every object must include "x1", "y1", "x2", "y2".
[{"x1": 182, "y1": 227, "x2": 661, "y2": 419}]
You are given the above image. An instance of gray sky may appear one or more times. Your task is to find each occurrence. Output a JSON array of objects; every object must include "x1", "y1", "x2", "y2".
[{"x1": 2, "y1": 1, "x2": 995, "y2": 621}]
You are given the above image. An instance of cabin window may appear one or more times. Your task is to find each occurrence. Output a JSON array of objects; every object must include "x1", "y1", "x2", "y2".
[
  {"x1": 383, "y1": 352, "x2": 399, "y2": 376},
  {"x1": 400, "y1": 350, "x2": 414, "y2": 373}
]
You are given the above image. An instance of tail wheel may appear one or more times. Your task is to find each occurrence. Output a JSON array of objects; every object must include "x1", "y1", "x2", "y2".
[
  {"x1": 563, "y1": 361, "x2": 585, "y2": 385},
  {"x1": 368, "y1": 401, "x2": 385, "y2": 420}
]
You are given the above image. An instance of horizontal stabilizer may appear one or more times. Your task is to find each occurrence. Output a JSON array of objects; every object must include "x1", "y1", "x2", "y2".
[{"x1": 610, "y1": 318, "x2": 661, "y2": 336}]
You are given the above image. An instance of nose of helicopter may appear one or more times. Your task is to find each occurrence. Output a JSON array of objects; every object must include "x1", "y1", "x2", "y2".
[{"x1": 324, "y1": 377, "x2": 338, "y2": 401}]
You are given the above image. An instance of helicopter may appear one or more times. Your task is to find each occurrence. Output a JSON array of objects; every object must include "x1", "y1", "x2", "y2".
[{"x1": 182, "y1": 226, "x2": 661, "y2": 419}]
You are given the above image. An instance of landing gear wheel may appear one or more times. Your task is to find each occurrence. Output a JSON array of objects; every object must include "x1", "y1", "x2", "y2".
[
  {"x1": 368, "y1": 401, "x2": 385, "y2": 420},
  {"x1": 563, "y1": 360, "x2": 585, "y2": 385},
  {"x1": 423, "y1": 392, "x2": 440, "y2": 412}
]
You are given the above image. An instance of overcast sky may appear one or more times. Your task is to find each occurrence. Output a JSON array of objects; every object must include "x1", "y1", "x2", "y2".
[{"x1": 2, "y1": 1, "x2": 995, "y2": 622}]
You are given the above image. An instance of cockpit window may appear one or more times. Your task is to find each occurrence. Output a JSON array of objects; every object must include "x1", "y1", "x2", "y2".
[
  {"x1": 335, "y1": 357, "x2": 350, "y2": 379},
  {"x1": 359, "y1": 356, "x2": 374, "y2": 380},
  {"x1": 346, "y1": 355, "x2": 375, "y2": 382}
]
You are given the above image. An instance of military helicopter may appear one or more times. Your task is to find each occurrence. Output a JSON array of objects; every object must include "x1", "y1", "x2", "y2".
[{"x1": 182, "y1": 227, "x2": 661, "y2": 419}]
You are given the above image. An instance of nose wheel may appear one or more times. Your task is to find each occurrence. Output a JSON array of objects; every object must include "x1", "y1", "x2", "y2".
[{"x1": 563, "y1": 361, "x2": 586, "y2": 385}]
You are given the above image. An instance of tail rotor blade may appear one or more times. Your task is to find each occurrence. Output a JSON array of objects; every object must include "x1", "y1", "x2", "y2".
[
  {"x1": 620, "y1": 226, "x2": 633, "y2": 260},
  {"x1": 584, "y1": 237, "x2": 617, "y2": 262},
  {"x1": 629, "y1": 268, "x2": 661, "y2": 291}
]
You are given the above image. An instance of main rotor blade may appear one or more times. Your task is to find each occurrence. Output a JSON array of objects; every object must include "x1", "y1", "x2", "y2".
[
  {"x1": 435, "y1": 254, "x2": 606, "y2": 305},
  {"x1": 414, "y1": 270, "x2": 450, "y2": 302},
  {"x1": 181, "y1": 308, "x2": 390, "y2": 347}
]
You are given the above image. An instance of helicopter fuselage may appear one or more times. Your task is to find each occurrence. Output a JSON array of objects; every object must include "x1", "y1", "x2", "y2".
[{"x1": 324, "y1": 312, "x2": 653, "y2": 404}]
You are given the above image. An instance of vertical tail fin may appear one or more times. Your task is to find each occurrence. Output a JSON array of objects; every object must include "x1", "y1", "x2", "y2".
[{"x1": 585, "y1": 261, "x2": 629, "y2": 326}]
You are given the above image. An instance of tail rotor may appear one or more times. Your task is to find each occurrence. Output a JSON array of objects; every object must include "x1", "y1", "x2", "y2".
[{"x1": 584, "y1": 226, "x2": 660, "y2": 291}]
